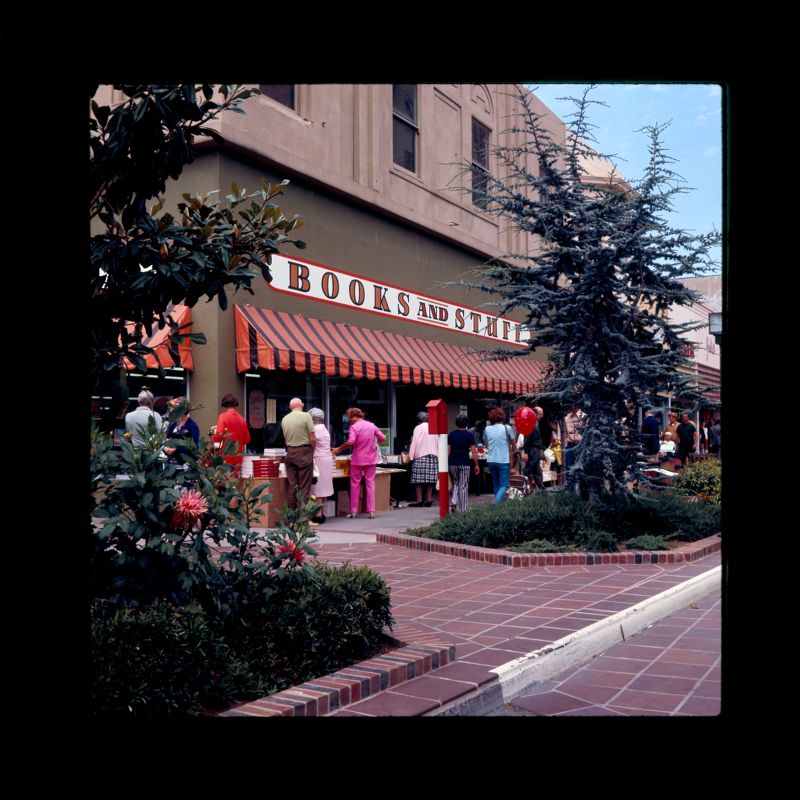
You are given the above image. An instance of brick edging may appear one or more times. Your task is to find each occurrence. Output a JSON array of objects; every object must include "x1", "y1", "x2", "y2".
[
  {"x1": 220, "y1": 624, "x2": 455, "y2": 717},
  {"x1": 375, "y1": 532, "x2": 721, "y2": 567}
]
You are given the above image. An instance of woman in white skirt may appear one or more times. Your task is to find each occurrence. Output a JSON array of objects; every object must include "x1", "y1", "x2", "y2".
[{"x1": 308, "y1": 407, "x2": 334, "y2": 523}]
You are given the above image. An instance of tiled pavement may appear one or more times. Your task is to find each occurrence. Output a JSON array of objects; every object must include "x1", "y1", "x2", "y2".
[
  {"x1": 219, "y1": 500, "x2": 721, "y2": 717},
  {"x1": 487, "y1": 588, "x2": 721, "y2": 716},
  {"x1": 306, "y1": 540, "x2": 721, "y2": 716}
]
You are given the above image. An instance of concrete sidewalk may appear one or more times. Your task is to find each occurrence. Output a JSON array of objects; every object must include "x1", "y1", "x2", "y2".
[{"x1": 293, "y1": 492, "x2": 496, "y2": 544}]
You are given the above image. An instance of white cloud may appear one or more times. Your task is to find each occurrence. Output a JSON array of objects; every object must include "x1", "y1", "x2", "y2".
[{"x1": 694, "y1": 110, "x2": 711, "y2": 125}]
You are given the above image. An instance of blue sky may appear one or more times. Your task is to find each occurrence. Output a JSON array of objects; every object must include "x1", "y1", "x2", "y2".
[{"x1": 529, "y1": 83, "x2": 722, "y2": 272}]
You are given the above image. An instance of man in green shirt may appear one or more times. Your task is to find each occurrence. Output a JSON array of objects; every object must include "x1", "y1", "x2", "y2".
[{"x1": 281, "y1": 398, "x2": 317, "y2": 510}]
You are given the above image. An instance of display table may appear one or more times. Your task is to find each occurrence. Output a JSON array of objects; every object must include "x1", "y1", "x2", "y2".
[{"x1": 248, "y1": 467, "x2": 406, "y2": 527}]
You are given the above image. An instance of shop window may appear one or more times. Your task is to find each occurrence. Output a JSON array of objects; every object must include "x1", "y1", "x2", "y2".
[
  {"x1": 126, "y1": 370, "x2": 188, "y2": 415},
  {"x1": 471, "y1": 118, "x2": 491, "y2": 209},
  {"x1": 260, "y1": 84, "x2": 295, "y2": 109},
  {"x1": 244, "y1": 370, "x2": 323, "y2": 453},
  {"x1": 329, "y1": 377, "x2": 390, "y2": 450},
  {"x1": 392, "y1": 84, "x2": 418, "y2": 172}
]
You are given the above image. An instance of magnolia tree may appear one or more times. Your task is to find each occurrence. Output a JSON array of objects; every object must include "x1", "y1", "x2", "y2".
[
  {"x1": 89, "y1": 85, "x2": 316, "y2": 608},
  {"x1": 90, "y1": 84, "x2": 306, "y2": 379},
  {"x1": 459, "y1": 85, "x2": 720, "y2": 500}
]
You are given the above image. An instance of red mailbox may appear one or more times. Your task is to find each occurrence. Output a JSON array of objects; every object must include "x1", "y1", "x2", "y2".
[{"x1": 426, "y1": 399, "x2": 448, "y2": 435}]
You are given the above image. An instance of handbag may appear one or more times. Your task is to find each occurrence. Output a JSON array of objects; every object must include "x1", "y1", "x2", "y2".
[{"x1": 312, "y1": 461, "x2": 319, "y2": 483}]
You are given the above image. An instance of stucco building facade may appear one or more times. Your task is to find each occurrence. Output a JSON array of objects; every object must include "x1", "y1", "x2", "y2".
[{"x1": 96, "y1": 83, "x2": 586, "y2": 450}]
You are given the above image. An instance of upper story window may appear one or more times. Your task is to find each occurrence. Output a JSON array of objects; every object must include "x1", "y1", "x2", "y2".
[
  {"x1": 392, "y1": 85, "x2": 418, "y2": 172},
  {"x1": 471, "y1": 118, "x2": 491, "y2": 209},
  {"x1": 260, "y1": 84, "x2": 295, "y2": 110}
]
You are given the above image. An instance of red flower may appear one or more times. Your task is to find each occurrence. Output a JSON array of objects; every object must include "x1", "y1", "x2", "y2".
[
  {"x1": 278, "y1": 540, "x2": 305, "y2": 562},
  {"x1": 170, "y1": 489, "x2": 208, "y2": 530}
]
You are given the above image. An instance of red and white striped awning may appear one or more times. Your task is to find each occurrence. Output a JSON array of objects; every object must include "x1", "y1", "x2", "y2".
[
  {"x1": 234, "y1": 305, "x2": 544, "y2": 395},
  {"x1": 697, "y1": 364, "x2": 721, "y2": 403},
  {"x1": 123, "y1": 304, "x2": 194, "y2": 372}
]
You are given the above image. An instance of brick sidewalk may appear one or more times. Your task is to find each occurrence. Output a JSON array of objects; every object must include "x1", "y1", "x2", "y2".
[
  {"x1": 488, "y1": 588, "x2": 721, "y2": 716},
  {"x1": 307, "y1": 541, "x2": 720, "y2": 716}
]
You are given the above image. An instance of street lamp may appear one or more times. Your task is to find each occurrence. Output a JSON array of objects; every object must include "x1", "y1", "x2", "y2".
[{"x1": 709, "y1": 312, "x2": 722, "y2": 345}]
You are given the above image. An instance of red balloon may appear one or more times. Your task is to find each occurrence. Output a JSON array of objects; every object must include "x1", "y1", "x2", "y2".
[{"x1": 514, "y1": 406, "x2": 537, "y2": 436}]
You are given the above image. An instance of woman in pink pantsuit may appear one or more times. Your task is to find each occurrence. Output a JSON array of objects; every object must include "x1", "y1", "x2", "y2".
[{"x1": 331, "y1": 407, "x2": 386, "y2": 519}]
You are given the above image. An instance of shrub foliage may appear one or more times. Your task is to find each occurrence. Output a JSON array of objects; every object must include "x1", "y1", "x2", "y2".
[
  {"x1": 222, "y1": 562, "x2": 394, "y2": 694},
  {"x1": 674, "y1": 459, "x2": 721, "y2": 504},
  {"x1": 416, "y1": 490, "x2": 720, "y2": 551},
  {"x1": 90, "y1": 563, "x2": 394, "y2": 717},
  {"x1": 89, "y1": 402, "x2": 394, "y2": 716}
]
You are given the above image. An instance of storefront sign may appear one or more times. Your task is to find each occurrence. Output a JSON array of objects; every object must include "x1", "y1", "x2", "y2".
[
  {"x1": 267, "y1": 254, "x2": 530, "y2": 347},
  {"x1": 248, "y1": 389, "x2": 265, "y2": 429}
]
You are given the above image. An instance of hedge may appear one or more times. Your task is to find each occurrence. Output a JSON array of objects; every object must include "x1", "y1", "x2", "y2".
[
  {"x1": 414, "y1": 490, "x2": 720, "y2": 551},
  {"x1": 90, "y1": 562, "x2": 394, "y2": 717}
]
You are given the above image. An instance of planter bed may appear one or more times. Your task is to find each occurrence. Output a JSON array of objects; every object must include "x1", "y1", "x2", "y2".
[{"x1": 375, "y1": 531, "x2": 721, "y2": 567}]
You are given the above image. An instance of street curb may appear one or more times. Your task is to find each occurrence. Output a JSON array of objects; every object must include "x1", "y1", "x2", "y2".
[
  {"x1": 491, "y1": 564, "x2": 721, "y2": 704},
  {"x1": 426, "y1": 564, "x2": 722, "y2": 715}
]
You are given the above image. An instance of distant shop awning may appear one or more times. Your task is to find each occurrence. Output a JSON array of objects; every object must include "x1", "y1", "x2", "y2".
[
  {"x1": 697, "y1": 364, "x2": 720, "y2": 404},
  {"x1": 235, "y1": 305, "x2": 545, "y2": 395},
  {"x1": 123, "y1": 304, "x2": 194, "y2": 372}
]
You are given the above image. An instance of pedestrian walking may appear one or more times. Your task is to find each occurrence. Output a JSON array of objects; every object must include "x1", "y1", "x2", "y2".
[
  {"x1": 676, "y1": 412, "x2": 698, "y2": 466},
  {"x1": 520, "y1": 406, "x2": 546, "y2": 491},
  {"x1": 483, "y1": 407, "x2": 515, "y2": 503},
  {"x1": 448, "y1": 415, "x2": 480, "y2": 512}
]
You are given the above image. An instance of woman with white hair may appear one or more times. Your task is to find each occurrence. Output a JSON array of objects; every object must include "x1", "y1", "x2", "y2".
[
  {"x1": 308, "y1": 407, "x2": 333, "y2": 523},
  {"x1": 408, "y1": 410, "x2": 439, "y2": 507}
]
